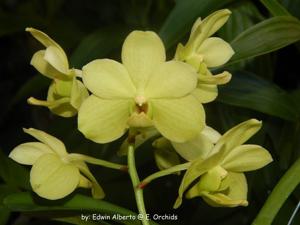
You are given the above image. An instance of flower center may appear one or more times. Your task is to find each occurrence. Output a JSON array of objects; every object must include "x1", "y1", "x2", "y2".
[
  {"x1": 135, "y1": 95, "x2": 147, "y2": 107},
  {"x1": 127, "y1": 95, "x2": 152, "y2": 128},
  {"x1": 134, "y1": 95, "x2": 149, "y2": 114}
]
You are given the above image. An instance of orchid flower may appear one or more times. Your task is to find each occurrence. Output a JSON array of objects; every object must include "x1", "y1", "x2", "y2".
[
  {"x1": 78, "y1": 31, "x2": 205, "y2": 144},
  {"x1": 26, "y1": 28, "x2": 88, "y2": 117},
  {"x1": 175, "y1": 9, "x2": 234, "y2": 103}
]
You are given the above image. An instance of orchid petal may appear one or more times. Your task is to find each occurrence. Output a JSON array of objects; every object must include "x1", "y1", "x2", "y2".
[
  {"x1": 192, "y1": 84, "x2": 218, "y2": 103},
  {"x1": 78, "y1": 95, "x2": 131, "y2": 144},
  {"x1": 198, "y1": 37, "x2": 234, "y2": 67},
  {"x1": 222, "y1": 145, "x2": 273, "y2": 172},
  {"x1": 145, "y1": 61, "x2": 197, "y2": 98},
  {"x1": 214, "y1": 119, "x2": 262, "y2": 155},
  {"x1": 82, "y1": 59, "x2": 136, "y2": 99},
  {"x1": 122, "y1": 31, "x2": 165, "y2": 89},
  {"x1": 30, "y1": 50, "x2": 69, "y2": 80},
  {"x1": 23, "y1": 128, "x2": 68, "y2": 156},
  {"x1": 172, "y1": 126, "x2": 221, "y2": 161},
  {"x1": 9, "y1": 142, "x2": 53, "y2": 165},
  {"x1": 70, "y1": 78, "x2": 89, "y2": 110},
  {"x1": 30, "y1": 154, "x2": 80, "y2": 200},
  {"x1": 151, "y1": 95, "x2": 205, "y2": 143}
]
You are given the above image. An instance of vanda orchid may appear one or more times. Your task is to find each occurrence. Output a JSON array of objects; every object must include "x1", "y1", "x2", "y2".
[
  {"x1": 6, "y1": 7, "x2": 282, "y2": 225},
  {"x1": 175, "y1": 9, "x2": 234, "y2": 103},
  {"x1": 26, "y1": 28, "x2": 89, "y2": 117},
  {"x1": 9, "y1": 128, "x2": 126, "y2": 200},
  {"x1": 78, "y1": 30, "x2": 205, "y2": 144}
]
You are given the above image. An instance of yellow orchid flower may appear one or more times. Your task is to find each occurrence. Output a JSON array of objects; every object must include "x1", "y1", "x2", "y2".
[
  {"x1": 26, "y1": 28, "x2": 89, "y2": 117},
  {"x1": 9, "y1": 128, "x2": 126, "y2": 200},
  {"x1": 175, "y1": 9, "x2": 234, "y2": 103},
  {"x1": 174, "y1": 119, "x2": 273, "y2": 208},
  {"x1": 78, "y1": 31, "x2": 205, "y2": 144}
]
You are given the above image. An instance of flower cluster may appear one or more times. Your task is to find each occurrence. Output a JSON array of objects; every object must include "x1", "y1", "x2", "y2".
[{"x1": 9, "y1": 9, "x2": 272, "y2": 213}]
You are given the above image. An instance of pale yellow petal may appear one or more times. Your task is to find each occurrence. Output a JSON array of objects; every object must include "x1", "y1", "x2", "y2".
[
  {"x1": 202, "y1": 192, "x2": 248, "y2": 207},
  {"x1": 46, "y1": 82, "x2": 77, "y2": 117},
  {"x1": 198, "y1": 37, "x2": 234, "y2": 67},
  {"x1": 151, "y1": 95, "x2": 205, "y2": 143},
  {"x1": 222, "y1": 145, "x2": 273, "y2": 172},
  {"x1": 200, "y1": 9, "x2": 232, "y2": 38},
  {"x1": 82, "y1": 59, "x2": 136, "y2": 99},
  {"x1": 174, "y1": 43, "x2": 185, "y2": 61},
  {"x1": 202, "y1": 172, "x2": 248, "y2": 207},
  {"x1": 30, "y1": 154, "x2": 80, "y2": 200},
  {"x1": 198, "y1": 71, "x2": 232, "y2": 85},
  {"x1": 186, "y1": 166, "x2": 227, "y2": 200},
  {"x1": 9, "y1": 142, "x2": 53, "y2": 165},
  {"x1": 225, "y1": 172, "x2": 248, "y2": 205},
  {"x1": 192, "y1": 84, "x2": 218, "y2": 103},
  {"x1": 202, "y1": 126, "x2": 221, "y2": 143},
  {"x1": 78, "y1": 95, "x2": 131, "y2": 144},
  {"x1": 23, "y1": 128, "x2": 68, "y2": 156},
  {"x1": 78, "y1": 175, "x2": 92, "y2": 188},
  {"x1": 122, "y1": 31, "x2": 166, "y2": 89},
  {"x1": 214, "y1": 119, "x2": 262, "y2": 155},
  {"x1": 27, "y1": 96, "x2": 68, "y2": 107},
  {"x1": 53, "y1": 79, "x2": 73, "y2": 97},
  {"x1": 26, "y1": 27, "x2": 69, "y2": 73},
  {"x1": 144, "y1": 61, "x2": 197, "y2": 98},
  {"x1": 186, "y1": 9, "x2": 231, "y2": 54},
  {"x1": 70, "y1": 78, "x2": 89, "y2": 110},
  {"x1": 26, "y1": 27, "x2": 64, "y2": 50},
  {"x1": 44, "y1": 46, "x2": 69, "y2": 74},
  {"x1": 172, "y1": 126, "x2": 220, "y2": 161},
  {"x1": 30, "y1": 50, "x2": 69, "y2": 80},
  {"x1": 190, "y1": 17, "x2": 202, "y2": 37},
  {"x1": 74, "y1": 161, "x2": 105, "y2": 199}
]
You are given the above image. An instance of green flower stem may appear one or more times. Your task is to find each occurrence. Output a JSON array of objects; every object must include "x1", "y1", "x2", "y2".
[
  {"x1": 138, "y1": 162, "x2": 191, "y2": 189},
  {"x1": 68, "y1": 153, "x2": 127, "y2": 171},
  {"x1": 252, "y1": 157, "x2": 300, "y2": 225},
  {"x1": 128, "y1": 144, "x2": 150, "y2": 225}
]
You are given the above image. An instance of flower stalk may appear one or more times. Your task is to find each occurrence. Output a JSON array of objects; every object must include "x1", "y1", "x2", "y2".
[
  {"x1": 138, "y1": 162, "x2": 191, "y2": 189},
  {"x1": 127, "y1": 144, "x2": 150, "y2": 225},
  {"x1": 67, "y1": 153, "x2": 127, "y2": 171}
]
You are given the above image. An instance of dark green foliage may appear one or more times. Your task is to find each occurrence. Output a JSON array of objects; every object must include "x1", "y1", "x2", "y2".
[{"x1": 0, "y1": 0, "x2": 300, "y2": 225}]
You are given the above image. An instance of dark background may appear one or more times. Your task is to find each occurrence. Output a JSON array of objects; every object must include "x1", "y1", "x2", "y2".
[{"x1": 0, "y1": 0, "x2": 300, "y2": 225}]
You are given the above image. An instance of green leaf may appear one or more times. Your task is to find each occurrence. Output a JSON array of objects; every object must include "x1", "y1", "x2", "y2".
[
  {"x1": 219, "y1": 1, "x2": 264, "y2": 42},
  {"x1": 159, "y1": 0, "x2": 234, "y2": 48},
  {"x1": 0, "y1": 149, "x2": 30, "y2": 190},
  {"x1": 0, "y1": 185, "x2": 14, "y2": 225},
  {"x1": 282, "y1": 0, "x2": 300, "y2": 19},
  {"x1": 70, "y1": 26, "x2": 128, "y2": 68},
  {"x1": 260, "y1": 0, "x2": 291, "y2": 16},
  {"x1": 252, "y1": 157, "x2": 300, "y2": 225},
  {"x1": 217, "y1": 71, "x2": 299, "y2": 121},
  {"x1": 3, "y1": 192, "x2": 159, "y2": 225},
  {"x1": 229, "y1": 16, "x2": 300, "y2": 64}
]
